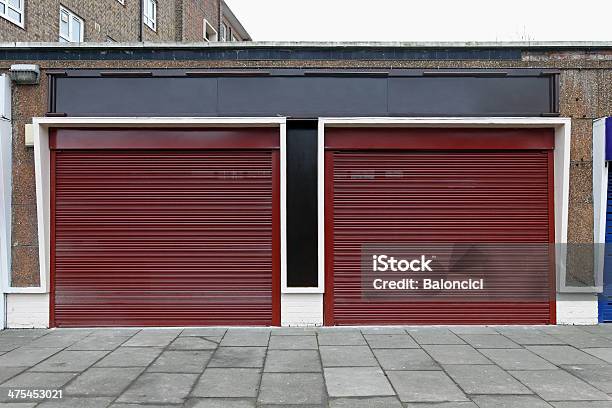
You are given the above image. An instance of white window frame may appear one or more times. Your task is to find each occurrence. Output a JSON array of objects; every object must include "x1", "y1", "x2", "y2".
[
  {"x1": 59, "y1": 6, "x2": 84, "y2": 43},
  {"x1": 116, "y1": 0, "x2": 125, "y2": 4},
  {"x1": 0, "y1": 0, "x2": 25, "y2": 28},
  {"x1": 203, "y1": 18, "x2": 218, "y2": 42},
  {"x1": 143, "y1": 0, "x2": 156, "y2": 31}
]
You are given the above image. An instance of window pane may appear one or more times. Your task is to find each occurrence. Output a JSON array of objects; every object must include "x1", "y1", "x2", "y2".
[
  {"x1": 59, "y1": 37, "x2": 68, "y2": 42},
  {"x1": 8, "y1": 0, "x2": 19, "y2": 9},
  {"x1": 0, "y1": 3, "x2": 5, "y2": 14},
  {"x1": 7, "y1": 7, "x2": 20, "y2": 22},
  {"x1": 60, "y1": 16, "x2": 69, "y2": 36},
  {"x1": 72, "y1": 17, "x2": 82, "y2": 41}
]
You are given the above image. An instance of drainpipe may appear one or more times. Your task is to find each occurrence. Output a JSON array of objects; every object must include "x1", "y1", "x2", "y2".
[
  {"x1": 139, "y1": 0, "x2": 144, "y2": 42},
  {"x1": 218, "y1": 0, "x2": 222, "y2": 36}
]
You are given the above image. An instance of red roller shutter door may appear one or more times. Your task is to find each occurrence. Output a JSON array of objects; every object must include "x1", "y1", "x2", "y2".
[
  {"x1": 51, "y1": 128, "x2": 280, "y2": 327},
  {"x1": 325, "y1": 128, "x2": 556, "y2": 325}
]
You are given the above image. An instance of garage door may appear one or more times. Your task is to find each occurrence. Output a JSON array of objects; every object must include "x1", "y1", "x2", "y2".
[
  {"x1": 324, "y1": 128, "x2": 555, "y2": 325},
  {"x1": 51, "y1": 128, "x2": 280, "y2": 327}
]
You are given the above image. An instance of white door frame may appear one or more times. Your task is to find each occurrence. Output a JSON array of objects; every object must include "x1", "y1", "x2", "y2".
[
  {"x1": 318, "y1": 117, "x2": 573, "y2": 323},
  {"x1": 13, "y1": 117, "x2": 287, "y2": 328}
]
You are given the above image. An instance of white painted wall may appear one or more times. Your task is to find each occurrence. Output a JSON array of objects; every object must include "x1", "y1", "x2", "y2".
[{"x1": 0, "y1": 74, "x2": 11, "y2": 330}]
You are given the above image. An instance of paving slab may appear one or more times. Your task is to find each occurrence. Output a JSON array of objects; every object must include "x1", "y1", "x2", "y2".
[
  {"x1": 220, "y1": 330, "x2": 270, "y2": 347},
  {"x1": 527, "y1": 346, "x2": 608, "y2": 365},
  {"x1": 0, "y1": 329, "x2": 49, "y2": 338},
  {"x1": 67, "y1": 334, "x2": 131, "y2": 351},
  {"x1": 258, "y1": 373, "x2": 325, "y2": 404},
  {"x1": 405, "y1": 328, "x2": 465, "y2": 345},
  {"x1": 551, "y1": 402, "x2": 612, "y2": 407},
  {"x1": 471, "y1": 395, "x2": 553, "y2": 408},
  {"x1": 188, "y1": 399, "x2": 256, "y2": 408},
  {"x1": 360, "y1": 327, "x2": 409, "y2": 335},
  {"x1": 561, "y1": 364, "x2": 612, "y2": 393},
  {"x1": 35, "y1": 397, "x2": 114, "y2": 407},
  {"x1": 180, "y1": 328, "x2": 227, "y2": 337},
  {"x1": 169, "y1": 336, "x2": 218, "y2": 350},
  {"x1": 95, "y1": 347, "x2": 163, "y2": 367},
  {"x1": 422, "y1": 345, "x2": 491, "y2": 365},
  {"x1": 479, "y1": 348, "x2": 558, "y2": 370},
  {"x1": 148, "y1": 350, "x2": 212, "y2": 373},
  {"x1": 458, "y1": 334, "x2": 521, "y2": 349},
  {"x1": 0, "y1": 347, "x2": 63, "y2": 367},
  {"x1": 319, "y1": 345, "x2": 378, "y2": 367},
  {"x1": 443, "y1": 364, "x2": 532, "y2": 394},
  {"x1": 373, "y1": 348, "x2": 440, "y2": 371},
  {"x1": 317, "y1": 331, "x2": 366, "y2": 346},
  {"x1": 364, "y1": 334, "x2": 419, "y2": 349},
  {"x1": 270, "y1": 327, "x2": 317, "y2": 336},
  {"x1": 510, "y1": 370, "x2": 611, "y2": 401},
  {"x1": 324, "y1": 367, "x2": 394, "y2": 397},
  {"x1": 268, "y1": 335, "x2": 318, "y2": 350},
  {"x1": 25, "y1": 331, "x2": 92, "y2": 348},
  {"x1": 449, "y1": 326, "x2": 498, "y2": 335},
  {"x1": 264, "y1": 350, "x2": 321, "y2": 372},
  {"x1": 495, "y1": 329, "x2": 565, "y2": 345},
  {"x1": 30, "y1": 350, "x2": 109, "y2": 372},
  {"x1": 552, "y1": 334, "x2": 612, "y2": 349},
  {"x1": 1, "y1": 371, "x2": 77, "y2": 388},
  {"x1": 121, "y1": 329, "x2": 180, "y2": 347},
  {"x1": 403, "y1": 403, "x2": 478, "y2": 408},
  {"x1": 0, "y1": 338, "x2": 30, "y2": 352},
  {"x1": 191, "y1": 368, "x2": 260, "y2": 397},
  {"x1": 387, "y1": 370, "x2": 468, "y2": 402},
  {"x1": 582, "y1": 348, "x2": 612, "y2": 363},
  {"x1": 207, "y1": 347, "x2": 266, "y2": 368},
  {"x1": 116, "y1": 372, "x2": 197, "y2": 404},
  {"x1": 330, "y1": 396, "x2": 403, "y2": 407},
  {"x1": 64, "y1": 367, "x2": 143, "y2": 396},
  {"x1": 0, "y1": 367, "x2": 27, "y2": 384}
]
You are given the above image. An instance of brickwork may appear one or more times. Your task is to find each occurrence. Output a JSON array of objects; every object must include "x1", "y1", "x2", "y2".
[
  {"x1": 0, "y1": 0, "x2": 247, "y2": 43},
  {"x1": 0, "y1": 51, "x2": 611, "y2": 286}
]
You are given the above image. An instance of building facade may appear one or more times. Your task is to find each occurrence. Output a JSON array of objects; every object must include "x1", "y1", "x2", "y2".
[
  {"x1": 0, "y1": 0, "x2": 251, "y2": 43},
  {"x1": 0, "y1": 42, "x2": 610, "y2": 328}
]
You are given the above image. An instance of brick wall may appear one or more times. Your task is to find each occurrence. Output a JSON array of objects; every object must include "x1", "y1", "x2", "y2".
[
  {"x1": 0, "y1": 0, "x2": 230, "y2": 43},
  {"x1": 0, "y1": 0, "x2": 142, "y2": 42}
]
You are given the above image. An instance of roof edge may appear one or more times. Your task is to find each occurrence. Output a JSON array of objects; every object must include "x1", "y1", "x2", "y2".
[{"x1": 0, "y1": 40, "x2": 611, "y2": 49}]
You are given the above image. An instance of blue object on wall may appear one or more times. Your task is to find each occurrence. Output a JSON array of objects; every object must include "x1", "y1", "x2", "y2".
[
  {"x1": 600, "y1": 163, "x2": 612, "y2": 322},
  {"x1": 605, "y1": 117, "x2": 612, "y2": 161}
]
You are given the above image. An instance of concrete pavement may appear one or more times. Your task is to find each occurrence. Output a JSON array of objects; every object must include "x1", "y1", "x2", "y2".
[{"x1": 0, "y1": 325, "x2": 611, "y2": 407}]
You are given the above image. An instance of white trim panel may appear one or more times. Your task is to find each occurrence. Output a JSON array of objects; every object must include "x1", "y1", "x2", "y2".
[
  {"x1": 0, "y1": 74, "x2": 11, "y2": 330},
  {"x1": 6, "y1": 293, "x2": 49, "y2": 328},
  {"x1": 593, "y1": 118, "x2": 607, "y2": 294},
  {"x1": 281, "y1": 293, "x2": 323, "y2": 326},
  {"x1": 556, "y1": 293, "x2": 599, "y2": 325}
]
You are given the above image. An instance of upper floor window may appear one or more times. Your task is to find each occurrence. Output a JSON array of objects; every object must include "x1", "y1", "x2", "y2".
[
  {"x1": 59, "y1": 6, "x2": 84, "y2": 42},
  {"x1": 203, "y1": 19, "x2": 217, "y2": 42},
  {"x1": 0, "y1": 0, "x2": 24, "y2": 27},
  {"x1": 143, "y1": 0, "x2": 156, "y2": 31},
  {"x1": 220, "y1": 22, "x2": 228, "y2": 41}
]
